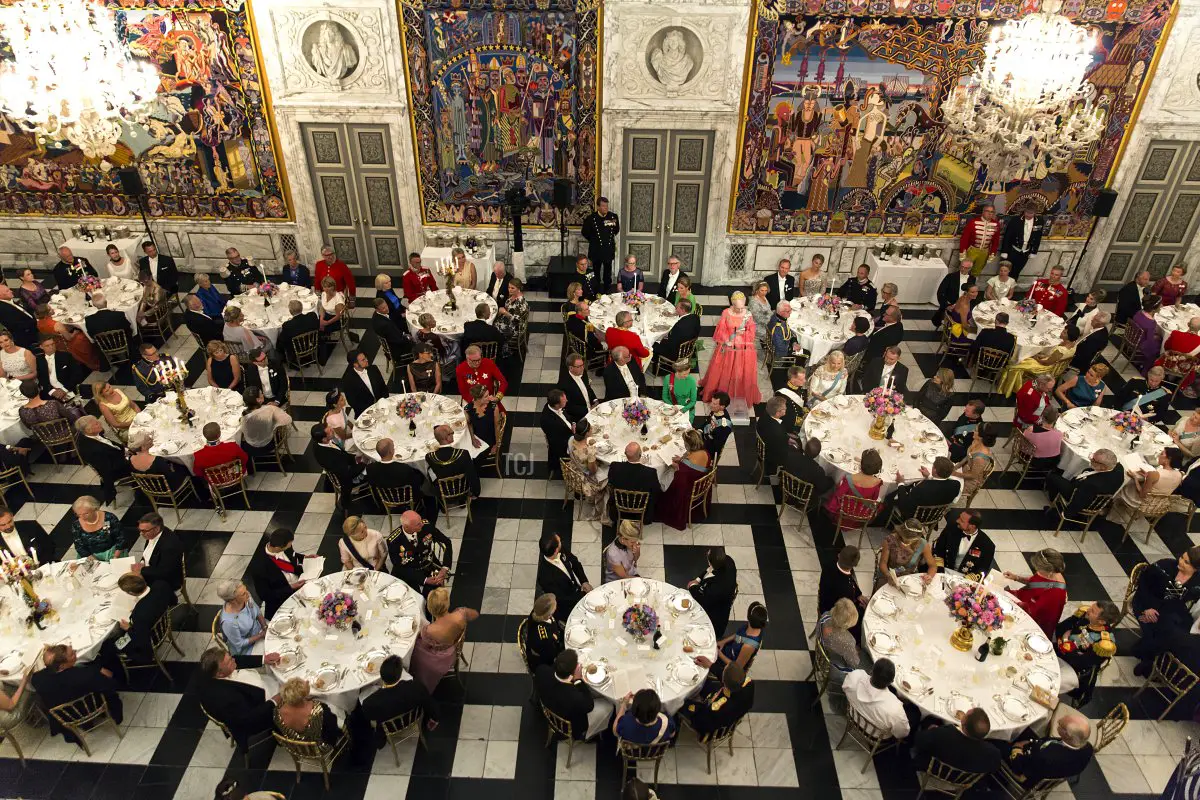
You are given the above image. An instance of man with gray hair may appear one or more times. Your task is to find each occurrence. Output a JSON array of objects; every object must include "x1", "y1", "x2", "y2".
[
  {"x1": 1116, "y1": 363, "x2": 1171, "y2": 419},
  {"x1": 604, "y1": 310, "x2": 649, "y2": 363},
  {"x1": 1158, "y1": 316, "x2": 1200, "y2": 399},
  {"x1": 865, "y1": 304, "x2": 904, "y2": 363},
  {"x1": 768, "y1": 300, "x2": 800, "y2": 390},
  {"x1": 607, "y1": 441, "x2": 661, "y2": 521},
  {"x1": 1044, "y1": 448, "x2": 1124, "y2": 517},
  {"x1": 184, "y1": 294, "x2": 223, "y2": 345},
  {"x1": 0, "y1": 283, "x2": 37, "y2": 349},
  {"x1": 1002, "y1": 712, "x2": 1093, "y2": 786},
  {"x1": 1069, "y1": 309, "x2": 1111, "y2": 372},
  {"x1": 131, "y1": 511, "x2": 184, "y2": 597},
  {"x1": 82, "y1": 290, "x2": 135, "y2": 365},
  {"x1": 602, "y1": 345, "x2": 645, "y2": 400},
  {"x1": 53, "y1": 243, "x2": 98, "y2": 290},
  {"x1": 1015, "y1": 373, "x2": 1057, "y2": 428},
  {"x1": 278, "y1": 296, "x2": 320, "y2": 365},
  {"x1": 74, "y1": 415, "x2": 130, "y2": 504},
  {"x1": 315, "y1": 243, "x2": 355, "y2": 300},
  {"x1": 756, "y1": 396, "x2": 792, "y2": 476}
]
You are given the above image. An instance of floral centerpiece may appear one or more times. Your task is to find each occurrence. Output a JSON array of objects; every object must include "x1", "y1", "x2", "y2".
[
  {"x1": 76, "y1": 275, "x2": 103, "y2": 294},
  {"x1": 623, "y1": 289, "x2": 647, "y2": 307},
  {"x1": 863, "y1": 386, "x2": 906, "y2": 440},
  {"x1": 622, "y1": 603, "x2": 659, "y2": 642},
  {"x1": 1016, "y1": 297, "x2": 1038, "y2": 315},
  {"x1": 256, "y1": 281, "x2": 278, "y2": 297},
  {"x1": 1112, "y1": 410, "x2": 1144, "y2": 436},
  {"x1": 0, "y1": 551, "x2": 51, "y2": 629},
  {"x1": 396, "y1": 396, "x2": 423, "y2": 419},
  {"x1": 318, "y1": 590, "x2": 358, "y2": 630},
  {"x1": 945, "y1": 582, "x2": 1006, "y2": 651},
  {"x1": 621, "y1": 399, "x2": 651, "y2": 430},
  {"x1": 815, "y1": 293, "x2": 843, "y2": 315}
]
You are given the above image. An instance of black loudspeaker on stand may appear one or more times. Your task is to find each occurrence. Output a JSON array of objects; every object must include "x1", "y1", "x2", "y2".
[
  {"x1": 117, "y1": 166, "x2": 157, "y2": 250},
  {"x1": 1065, "y1": 188, "x2": 1118, "y2": 292},
  {"x1": 553, "y1": 178, "x2": 574, "y2": 280}
]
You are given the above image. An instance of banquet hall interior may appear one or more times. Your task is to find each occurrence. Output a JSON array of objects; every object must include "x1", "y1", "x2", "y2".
[{"x1": 2, "y1": 0, "x2": 1200, "y2": 797}]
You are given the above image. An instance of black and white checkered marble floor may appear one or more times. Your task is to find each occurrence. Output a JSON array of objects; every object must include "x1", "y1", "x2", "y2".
[{"x1": 0, "y1": 281, "x2": 1193, "y2": 800}]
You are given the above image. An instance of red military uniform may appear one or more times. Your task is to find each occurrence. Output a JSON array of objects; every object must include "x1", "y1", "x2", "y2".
[
  {"x1": 456, "y1": 357, "x2": 508, "y2": 404},
  {"x1": 604, "y1": 326, "x2": 650, "y2": 361},
  {"x1": 1015, "y1": 379, "x2": 1050, "y2": 427},
  {"x1": 402, "y1": 267, "x2": 439, "y2": 303},
  {"x1": 1027, "y1": 278, "x2": 1069, "y2": 317},
  {"x1": 958, "y1": 214, "x2": 1001, "y2": 276},
  {"x1": 1158, "y1": 329, "x2": 1200, "y2": 390},
  {"x1": 314, "y1": 258, "x2": 356, "y2": 296}
]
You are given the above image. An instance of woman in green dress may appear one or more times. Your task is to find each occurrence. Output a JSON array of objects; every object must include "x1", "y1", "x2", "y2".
[{"x1": 662, "y1": 359, "x2": 698, "y2": 421}]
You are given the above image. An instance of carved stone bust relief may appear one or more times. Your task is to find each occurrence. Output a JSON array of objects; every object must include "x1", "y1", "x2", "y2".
[
  {"x1": 302, "y1": 20, "x2": 360, "y2": 83},
  {"x1": 646, "y1": 27, "x2": 702, "y2": 89}
]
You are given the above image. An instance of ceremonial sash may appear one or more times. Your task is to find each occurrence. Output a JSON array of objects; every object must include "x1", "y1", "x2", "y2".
[
  {"x1": 1124, "y1": 387, "x2": 1166, "y2": 411},
  {"x1": 340, "y1": 534, "x2": 375, "y2": 570},
  {"x1": 668, "y1": 373, "x2": 678, "y2": 405},
  {"x1": 779, "y1": 388, "x2": 804, "y2": 407},
  {"x1": 1026, "y1": 580, "x2": 1067, "y2": 590},
  {"x1": 954, "y1": 421, "x2": 979, "y2": 438},
  {"x1": 269, "y1": 553, "x2": 297, "y2": 574},
  {"x1": 902, "y1": 540, "x2": 927, "y2": 572}
]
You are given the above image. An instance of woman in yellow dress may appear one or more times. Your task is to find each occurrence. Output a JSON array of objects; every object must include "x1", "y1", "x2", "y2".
[
  {"x1": 997, "y1": 324, "x2": 1080, "y2": 397},
  {"x1": 451, "y1": 247, "x2": 477, "y2": 290},
  {"x1": 93, "y1": 380, "x2": 140, "y2": 442}
]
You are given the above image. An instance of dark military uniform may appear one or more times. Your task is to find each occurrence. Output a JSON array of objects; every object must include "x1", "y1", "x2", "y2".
[
  {"x1": 836, "y1": 277, "x2": 878, "y2": 311},
  {"x1": 132, "y1": 358, "x2": 167, "y2": 403},
  {"x1": 774, "y1": 385, "x2": 807, "y2": 434},
  {"x1": 581, "y1": 210, "x2": 620, "y2": 286},
  {"x1": 573, "y1": 265, "x2": 600, "y2": 302},
  {"x1": 702, "y1": 410, "x2": 733, "y2": 459},
  {"x1": 387, "y1": 520, "x2": 453, "y2": 596},
  {"x1": 682, "y1": 675, "x2": 755, "y2": 739},
  {"x1": 1055, "y1": 606, "x2": 1117, "y2": 675},
  {"x1": 767, "y1": 313, "x2": 797, "y2": 391},
  {"x1": 223, "y1": 259, "x2": 266, "y2": 296},
  {"x1": 523, "y1": 614, "x2": 564, "y2": 672}
]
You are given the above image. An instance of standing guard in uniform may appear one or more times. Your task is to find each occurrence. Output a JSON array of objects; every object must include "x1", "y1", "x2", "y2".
[
  {"x1": 581, "y1": 197, "x2": 620, "y2": 288},
  {"x1": 959, "y1": 203, "x2": 1001, "y2": 277}
]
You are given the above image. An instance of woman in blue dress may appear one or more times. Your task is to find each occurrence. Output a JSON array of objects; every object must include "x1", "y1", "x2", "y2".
[
  {"x1": 1055, "y1": 363, "x2": 1109, "y2": 409},
  {"x1": 616, "y1": 256, "x2": 645, "y2": 293},
  {"x1": 194, "y1": 273, "x2": 227, "y2": 317},
  {"x1": 695, "y1": 601, "x2": 768, "y2": 679}
]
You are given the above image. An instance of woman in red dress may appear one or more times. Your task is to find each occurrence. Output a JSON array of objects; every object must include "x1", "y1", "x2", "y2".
[
  {"x1": 658, "y1": 430, "x2": 711, "y2": 531},
  {"x1": 1003, "y1": 549, "x2": 1067, "y2": 638}
]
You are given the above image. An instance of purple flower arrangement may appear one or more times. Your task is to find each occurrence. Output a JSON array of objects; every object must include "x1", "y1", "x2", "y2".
[
  {"x1": 863, "y1": 386, "x2": 905, "y2": 417},
  {"x1": 1112, "y1": 410, "x2": 1144, "y2": 436},
  {"x1": 257, "y1": 281, "x2": 278, "y2": 297},
  {"x1": 622, "y1": 289, "x2": 647, "y2": 307},
  {"x1": 945, "y1": 583, "x2": 1005, "y2": 633},
  {"x1": 318, "y1": 591, "x2": 358, "y2": 629},
  {"x1": 76, "y1": 275, "x2": 103, "y2": 294},
  {"x1": 621, "y1": 399, "x2": 651, "y2": 428},
  {"x1": 622, "y1": 603, "x2": 658, "y2": 639},
  {"x1": 815, "y1": 293, "x2": 843, "y2": 314},
  {"x1": 1016, "y1": 297, "x2": 1037, "y2": 315},
  {"x1": 396, "y1": 396, "x2": 423, "y2": 420}
]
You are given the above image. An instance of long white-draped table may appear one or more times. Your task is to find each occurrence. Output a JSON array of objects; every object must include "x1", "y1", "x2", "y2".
[
  {"x1": 350, "y1": 393, "x2": 486, "y2": 465},
  {"x1": 59, "y1": 237, "x2": 142, "y2": 279},
  {"x1": 405, "y1": 287, "x2": 497, "y2": 338},
  {"x1": 420, "y1": 245, "x2": 496, "y2": 291},
  {"x1": 0, "y1": 556, "x2": 136, "y2": 681},
  {"x1": 0, "y1": 378, "x2": 27, "y2": 446},
  {"x1": 1155, "y1": 303, "x2": 1200, "y2": 352},
  {"x1": 49, "y1": 276, "x2": 143, "y2": 339},
  {"x1": 862, "y1": 572, "x2": 1060, "y2": 741},
  {"x1": 802, "y1": 395, "x2": 953, "y2": 497},
  {"x1": 226, "y1": 284, "x2": 318, "y2": 347},
  {"x1": 127, "y1": 387, "x2": 244, "y2": 471},
  {"x1": 564, "y1": 578, "x2": 716, "y2": 714},
  {"x1": 264, "y1": 570, "x2": 425, "y2": 716},
  {"x1": 583, "y1": 398, "x2": 692, "y2": 490},
  {"x1": 1056, "y1": 405, "x2": 1174, "y2": 480},
  {"x1": 788, "y1": 296, "x2": 873, "y2": 364},
  {"x1": 973, "y1": 299, "x2": 1067, "y2": 363},
  {"x1": 589, "y1": 293, "x2": 677, "y2": 351},
  {"x1": 866, "y1": 252, "x2": 949, "y2": 306}
]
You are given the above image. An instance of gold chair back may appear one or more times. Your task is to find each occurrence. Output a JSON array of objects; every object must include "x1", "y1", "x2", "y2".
[
  {"x1": 288, "y1": 330, "x2": 321, "y2": 375},
  {"x1": 1136, "y1": 651, "x2": 1200, "y2": 720},
  {"x1": 375, "y1": 485, "x2": 416, "y2": 527},
  {"x1": 919, "y1": 755, "x2": 988, "y2": 797},
  {"x1": 94, "y1": 330, "x2": 131, "y2": 366},
  {"x1": 779, "y1": 471, "x2": 815, "y2": 514},
  {"x1": 612, "y1": 488, "x2": 651, "y2": 524},
  {"x1": 476, "y1": 340, "x2": 500, "y2": 360},
  {"x1": 542, "y1": 703, "x2": 573, "y2": 740},
  {"x1": 131, "y1": 471, "x2": 196, "y2": 525},
  {"x1": 686, "y1": 469, "x2": 717, "y2": 528},
  {"x1": 810, "y1": 637, "x2": 832, "y2": 705},
  {"x1": 34, "y1": 417, "x2": 80, "y2": 464},
  {"x1": 1095, "y1": 702, "x2": 1129, "y2": 753},
  {"x1": 436, "y1": 473, "x2": 473, "y2": 521},
  {"x1": 272, "y1": 727, "x2": 351, "y2": 790},
  {"x1": 1121, "y1": 562, "x2": 1148, "y2": 624},
  {"x1": 204, "y1": 459, "x2": 247, "y2": 488},
  {"x1": 1118, "y1": 323, "x2": 1146, "y2": 367},
  {"x1": 48, "y1": 691, "x2": 124, "y2": 756}
]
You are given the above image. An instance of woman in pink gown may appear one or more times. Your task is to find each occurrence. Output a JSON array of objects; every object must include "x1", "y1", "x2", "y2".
[
  {"x1": 702, "y1": 292, "x2": 761, "y2": 405},
  {"x1": 409, "y1": 587, "x2": 479, "y2": 692}
]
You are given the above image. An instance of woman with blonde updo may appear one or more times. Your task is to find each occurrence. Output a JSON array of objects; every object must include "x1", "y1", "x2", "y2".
[
  {"x1": 338, "y1": 515, "x2": 387, "y2": 571},
  {"x1": 409, "y1": 587, "x2": 479, "y2": 692},
  {"x1": 273, "y1": 677, "x2": 344, "y2": 746}
]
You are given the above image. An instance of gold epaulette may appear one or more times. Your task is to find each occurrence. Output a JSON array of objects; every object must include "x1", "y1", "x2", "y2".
[{"x1": 1093, "y1": 632, "x2": 1117, "y2": 659}]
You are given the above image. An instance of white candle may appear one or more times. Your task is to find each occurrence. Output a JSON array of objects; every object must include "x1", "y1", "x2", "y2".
[
  {"x1": 1134, "y1": 394, "x2": 1143, "y2": 413},
  {"x1": 30, "y1": 547, "x2": 36, "y2": 566}
]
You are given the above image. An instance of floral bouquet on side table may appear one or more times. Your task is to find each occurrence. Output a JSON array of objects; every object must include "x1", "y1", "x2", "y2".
[
  {"x1": 76, "y1": 275, "x2": 103, "y2": 294},
  {"x1": 621, "y1": 399, "x2": 651, "y2": 428},
  {"x1": 622, "y1": 603, "x2": 658, "y2": 641},
  {"x1": 815, "y1": 293, "x2": 843, "y2": 315},
  {"x1": 863, "y1": 386, "x2": 905, "y2": 417},
  {"x1": 945, "y1": 583, "x2": 1005, "y2": 634},
  {"x1": 1112, "y1": 410, "x2": 1144, "y2": 436},
  {"x1": 623, "y1": 289, "x2": 647, "y2": 307},
  {"x1": 396, "y1": 396, "x2": 423, "y2": 419},
  {"x1": 318, "y1": 591, "x2": 358, "y2": 630}
]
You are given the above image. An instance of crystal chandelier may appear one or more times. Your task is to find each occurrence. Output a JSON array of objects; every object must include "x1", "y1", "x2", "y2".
[
  {"x1": 943, "y1": 0, "x2": 1106, "y2": 186},
  {"x1": 0, "y1": 0, "x2": 159, "y2": 159}
]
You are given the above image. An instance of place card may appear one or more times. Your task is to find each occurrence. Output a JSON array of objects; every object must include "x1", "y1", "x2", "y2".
[
  {"x1": 637, "y1": 645, "x2": 651, "y2": 652},
  {"x1": 616, "y1": 637, "x2": 629, "y2": 646},
  {"x1": 365, "y1": 610, "x2": 374, "y2": 621},
  {"x1": 324, "y1": 634, "x2": 339, "y2": 641}
]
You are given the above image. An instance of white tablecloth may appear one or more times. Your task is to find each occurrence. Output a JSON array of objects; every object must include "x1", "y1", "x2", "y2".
[
  {"x1": 801, "y1": 395, "x2": 952, "y2": 497},
  {"x1": 420, "y1": 246, "x2": 497, "y2": 292},
  {"x1": 1056, "y1": 406, "x2": 1174, "y2": 479},
  {"x1": 0, "y1": 378, "x2": 27, "y2": 446},
  {"x1": 564, "y1": 578, "x2": 716, "y2": 714},
  {"x1": 583, "y1": 398, "x2": 692, "y2": 490},
  {"x1": 866, "y1": 253, "x2": 949, "y2": 306},
  {"x1": 349, "y1": 393, "x2": 485, "y2": 465},
  {"x1": 590, "y1": 294, "x2": 677, "y2": 351},
  {"x1": 49, "y1": 276, "x2": 142, "y2": 339},
  {"x1": 264, "y1": 570, "x2": 424, "y2": 716},
  {"x1": 405, "y1": 287, "x2": 497, "y2": 338},
  {"x1": 1155, "y1": 304, "x2": 1200, "y2": 352},
  {"x1": 127, "y1": 387, "x2": 244, "y2": 471},
  {"x1": 862, "y1": 572, "x2": 1060, "y2": 741},
  {"x1": 788, "y1": 297, "x2": 873, "y2": 364},
  {"x1": 59, "y1": 237, "x2": 142, "y2": 279},
  {"x1": 0, "y1": 557, "x2": 136, "y2": 679},
  {"x1": 226, "y1": 284, "x2": 318, "y2": 347},
  {"x1": 973, "y1": 300, "x2": 1066, "y2": 363}
]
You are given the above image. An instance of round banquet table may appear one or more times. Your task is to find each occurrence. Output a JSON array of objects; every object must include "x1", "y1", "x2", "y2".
[
  {"x1": 226, "y1": 284, "x2": 318, "y2": 347},
  {"x1": 787, "y1": 297, "x2": 873, "y2": 365},
  {"x1": 127, "y1": 387, "x2": 244, "y2": 471},
  {"x1": 0, "y1": 557, "x2": 135, "y2": 681},
  {"x1": 1056, "y1": 405, "x2": 1175, "y2": 480},
  {"x1": 349, "y1": 393, "x2": 487, "y2": 465},
  {"x1": 406, "y1": 287, "x2": 497, "y2": 338},
  {"x1": 973, "y1": 300, "x2": 1066, "y2": 363},
  {"x1": 1155, "y1": 303, "x2": 1200, "y2": 351},
  {"x1": 583, "y1": 398, "x2": 693, "y2": 490},
  {"x1": 862, "y1": 572, "x2": 1060, "y2": 741},
  {"x1": 564, "y1": 578, "x2": 716, "y2": 714},
  {"x1": 801, "y1": 395, "x2": 952, "y2": 497},
  {"x1": 49, "y1": 276, "x2": 143, "y2": 339},
  {"x1": 264, "y1": 570, "x2": 425, "y2": 716},
  {"x1": 0, "y1": 378, "x2": 28, "y2": 446},
  {"x1": 589, "y1": 293, "x2": 677, "y2": 350}
]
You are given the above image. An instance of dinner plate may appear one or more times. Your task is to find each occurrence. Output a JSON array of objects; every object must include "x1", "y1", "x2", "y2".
[
  {"x1": 943, "y1": 691, "x2": 974, "y2": 719},
  {"x1": 872, "y1": 595, "x2": 900, "y2": 618},
  {"x1": 277, "y1": 647, "x2": 304, "y2": 671},
  {"x1": 1024, "y1": 632, "x2": 1053, "y2": 655},
  {"x1": 685, "y1": 627, "x2": 714, "y2": 649},
  {"x1": 360, "y1": 649, "x2": 389, "y2": 676},
  {"x1": 994, "y1": 694, "x2": 1033, "y2": 722},
  {"x1": 625, "y1": 578, "x2": 649, "y2": 598},
  {"x1": 271, "y1": 614, "x2": 298, "y2": 636},
  {"x1": 382, "y1": 582, "x2": 411, "y2": 604},
  {"x1": 311, "y1": 666, "x2": 339, "y2": 692},
  {"x1": 668, "y1": 659, "x2": 701, "y2": 685},
  {"x1": 1021, "y1": 667, "x2": 1056, "y2": 693},
  {"x1": 388, "y1": 616, "x2": 418, "y2": 638},
  {"x1": 584, "y1": 663, "x2": 608, "y2": 685},
  {"x1": 583, "y1": 595, "x2": 607, "y2": 614},
  {"x1": 869, "y1": 631, "x2": 900, "y2": 654},
  {"x1": 669, "y1": 594, "x2": 693, "y2": 613},
  {"x1": 0, "y1": 650, "x2": 24, "y2": 677},
  {"x1": 566, "y1": 625, "x2": 592, "y2": 648},
  {"x1": 898, "y1": 669, "x2": 933, "y2": 697}
]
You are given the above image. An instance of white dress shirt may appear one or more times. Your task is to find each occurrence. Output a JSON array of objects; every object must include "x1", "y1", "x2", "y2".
[
  {"x1": 843, "y1": 670, "x2": 910, "y2": 738},
  {"x1": 257, "y1": 364, "x2": 274, "y2": 399},
  {"x1": 955, "y1": 531, "x2": 977, "y2": 567},
  {"x1": 0, "y1": 528, "x2": 26, "y2": 557},
  {"x1": 43, "y1": 352, "x2": 66, "y2": 393},
  {"x1": 141, "y1": 533, "x2": 160, "y2": 565},
  {"x1": 544, "y1": 554, "x2": 572, "y2": 580},
  {"x1": 617, "y1": 363, "x2": 637, "y2": 395},
  {"x1": 148, "y1": 256, "x2": 160, "y2": 282},
  {"x1": 550, "y1": 405, "x2": 573, "y2": 431},
  {"x1": 1021, "y1": 217, "x2": 1034, "y2": 251},
  {"x1": 663, "y1": 270, "x2": 681, "y2": 298},
  {"x1": 776, "y1": 274, "x2": 788, "y2": 300},
  {"x1": 571, "y1": 372, "x2": 590, "y2": 401},
  {"x1": 880, "y1": 363, "x2": 896, "y2": 388},
  {"x1": 356, "y1": 367, "x2": 375, "y2": 395}
]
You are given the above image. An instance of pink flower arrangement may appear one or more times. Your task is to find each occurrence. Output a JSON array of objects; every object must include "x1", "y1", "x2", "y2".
[
  {"x1": 815, "y1": 293, "x2": 843, "y2": 314},
  {"x1": 1112, "y1": 410, "x2": 1144, "y2": 436},
  {"x1": 621, "y1": 399, "x2": 651, "y2": 427},
  {"x1": 396, "y1": 396, "x2": 423, "y2": 419},
  {"x1": 945, "y1": 583, "x2": 1005, "y2": 633},
  {"x1": 622, "y1": 289, "x2": 647, "y2": 307},
  {"x1": 863, "y1": 386, "x2": 905, "y2": 417},
  {"x1": 257, "y1": 281, "x2": 278, "y2": 297},
  {"x1": 622, "y1": 603, "x2": 658, "y2": 639},
  {"x1": 1016, "y1": 297, "x2": 1037, "y2": 315},
  {"x1": 76, "y1": 275, "x2": 103, "y2": 294},
  {"x1": 318, "y1": 591, "x2": 357, "y2": 629}
]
